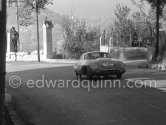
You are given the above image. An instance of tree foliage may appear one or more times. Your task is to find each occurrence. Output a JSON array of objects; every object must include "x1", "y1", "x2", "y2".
[
  {"x1": 141, "y1": 0, "x2": 166, "y2": 61},
  {"x1": 142, "y1": 0, "x2": 166, "y2": 15},
  {"x1": 18, "y1": 6, "x2": 34, "y2": 26},
  {"x1": 132, "y1": 7, "x2": 156, "y2": 45},
  {"x1": 8, "y1": 0, "x2": 53, "y2": 26},
  {"x1": 22, "y1": 0, "x2": 53, "y2": 12},
  {"x1": 113, "y1": 4, "x2": 132, "y2": 47},
  {"x1": 106, "y1": 2, "x2": 157, "y2": 48},
  {"x1": 61, "y1": 16, "x2": 101, "y2": 59}
]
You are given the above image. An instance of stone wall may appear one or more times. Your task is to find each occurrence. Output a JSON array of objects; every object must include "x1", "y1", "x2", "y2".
[{"x1": 109, "y1": 48, "x2": 147, "y2": 61}]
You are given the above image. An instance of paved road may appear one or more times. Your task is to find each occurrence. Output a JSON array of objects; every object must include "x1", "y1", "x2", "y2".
[{"x1": 6, "y1": 62, "x2": 166, "y2": 125}]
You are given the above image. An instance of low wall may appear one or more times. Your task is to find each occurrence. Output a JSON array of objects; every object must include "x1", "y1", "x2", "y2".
[
  {"x1": 6, "y1": 52, "x2": 79, "y2": 63},
  {"x1": 147, "y1": 46, "x2": 155, "y2": 61},
  {"x1": 109, "y1": 48, "x2": 147, "y2": 61}
]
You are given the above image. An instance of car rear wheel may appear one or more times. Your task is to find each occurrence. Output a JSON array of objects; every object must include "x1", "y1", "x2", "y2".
[{"x1": 117, "y1": 74, "x2": 122, "y2": 79}]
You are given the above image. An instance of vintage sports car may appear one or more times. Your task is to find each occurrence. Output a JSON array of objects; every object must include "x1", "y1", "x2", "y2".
[{"x1": 74, "y1": 51, "x2": 126, "y2": 79}]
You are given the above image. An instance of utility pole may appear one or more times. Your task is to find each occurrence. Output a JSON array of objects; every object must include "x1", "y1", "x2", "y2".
[
  {"x1": 111, "y1": 28, "x2": 114, "y2": 49},
  {"x1": 36, "y1": 8, "x2": 40, "y2": 62},
  {"x1": 0, "y1": 0, "x2": 7, "y2": 125},
  {"x1": 16, "y1": 0, "x2": 20, "y2": 51},
  {"x1": 103, "y1": 30, "x2": 106, "y2": 46}
]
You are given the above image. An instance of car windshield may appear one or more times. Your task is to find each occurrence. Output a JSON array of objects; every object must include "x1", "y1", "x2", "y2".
[{"x1": 84, "y1": 52, "x2": 110, "y2": 60}]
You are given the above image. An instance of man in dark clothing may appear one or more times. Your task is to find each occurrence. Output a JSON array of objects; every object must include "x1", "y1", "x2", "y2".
[{"x1": 11, "y1": 27, "x2": 19, "y2": 53}]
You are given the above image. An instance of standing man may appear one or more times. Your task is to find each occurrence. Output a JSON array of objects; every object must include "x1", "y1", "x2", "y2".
[{"x1": 11, "y1": 26, "x2": 19, "y2": 53}]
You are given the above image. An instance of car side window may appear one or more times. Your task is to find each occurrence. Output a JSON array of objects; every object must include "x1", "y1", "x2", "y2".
[{"x1": 84, "y1": 54, "x2": 91, "y2": 60}]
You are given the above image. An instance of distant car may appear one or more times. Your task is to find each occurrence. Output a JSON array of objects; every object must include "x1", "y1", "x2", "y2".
[{"x1": 74, "y1": 51, "x2": 126, "y2": 79}]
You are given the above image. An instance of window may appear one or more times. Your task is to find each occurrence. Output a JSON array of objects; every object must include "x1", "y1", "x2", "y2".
[{"x1": 84, "y1": 52, "x2": 110, "y2": 60}]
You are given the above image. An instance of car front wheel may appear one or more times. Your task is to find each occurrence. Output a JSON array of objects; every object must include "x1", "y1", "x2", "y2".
[
  {"x1": 76, "y1": 72, "x2": 81, "y2": 80},
  {"x1": 87, "y1": 75, "x2": 92, "y2": 80}
]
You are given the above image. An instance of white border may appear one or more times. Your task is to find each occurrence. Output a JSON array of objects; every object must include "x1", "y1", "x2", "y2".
[{"x1": 0, "y1": 0, "x2": 1, "y2": 11}]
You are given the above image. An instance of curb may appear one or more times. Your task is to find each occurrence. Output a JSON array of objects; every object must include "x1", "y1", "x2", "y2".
[
  {"x1": 7, "y1": 59, "x2": 149, "y2": 69},
  {"x1": 5, "y1": 90, "x2": 25, "y2": 125}
]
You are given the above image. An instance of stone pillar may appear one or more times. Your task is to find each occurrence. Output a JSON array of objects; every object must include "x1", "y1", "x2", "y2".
[
  {"x1": 7, "y1": 29, "x2": 14, "y2": 54},
  {"x1": 43, "y1": 19, "x2": 54, "y2": 59}
]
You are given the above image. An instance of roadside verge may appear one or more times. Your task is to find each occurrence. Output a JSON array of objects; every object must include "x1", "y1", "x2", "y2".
[{"x1": 5, "y1": 91, "x2": 25, "y2": 125}]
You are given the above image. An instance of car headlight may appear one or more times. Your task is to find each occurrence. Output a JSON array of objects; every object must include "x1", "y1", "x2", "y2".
[
  {"x1": 90, "y1": 63, "x2": 98, "y2": 69},
  {"x1": 117, "y1": 62, "x2": 125, "y2": 68}
]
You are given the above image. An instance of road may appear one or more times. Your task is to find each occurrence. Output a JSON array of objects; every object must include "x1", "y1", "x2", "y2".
[{"x1": 6, "y1": 62, "x2": 166, "y2": 125}]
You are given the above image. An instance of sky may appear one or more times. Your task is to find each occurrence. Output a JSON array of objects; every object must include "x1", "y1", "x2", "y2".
[{"x1": 47, "y1": 0, "x2": 149, "y2": 25}]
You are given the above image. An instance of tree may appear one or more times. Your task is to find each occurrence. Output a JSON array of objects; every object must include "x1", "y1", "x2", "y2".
[
  {"x1": 0, "y1": 1, "x2": 7, "y2": 125},
  {"x1": 61, "y1": 15, "x2": 101, "y2": 59},
  {"x1": 8, "y1": 0, "x2": 53, "y2": 62},
  {"x1": 84, "y1": 27, "x2": 101, "y2": 52},
  {"x1": 113, "y1": 4, "x2": 131, "y2": 47},
  {"x1": 131, "y1": 6, "x2": 156, "y2": 47},
  {"x1": 8, "y1": 0, "x2": 53, "y2": 26},
  {"x1": 61, "y1": 16, "x2": 85, "y2": 58},
  {"x1": 8, "y1": 0, "x2": 34, "y2": 26},
  {"x1": 142, "y1": 0, "x2": 166, "y2": 60},
  {"x1": 18, "y1": 5, "x2": 34, "y2": 26}
]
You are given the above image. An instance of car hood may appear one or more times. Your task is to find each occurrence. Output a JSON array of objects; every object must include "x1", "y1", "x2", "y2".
[
  {"x1": 79, "y1": 58, "x2": 124, "y2": 66},
  {"x1": 96, "y1": 58, "x2": 112, "y2": 63},
  {"x1": 96, "y1": 58, "x2": 123, "y2": 64}
]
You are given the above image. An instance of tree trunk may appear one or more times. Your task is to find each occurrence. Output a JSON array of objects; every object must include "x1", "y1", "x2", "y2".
[
  {"x1": 0, "y1": 0, "x2": 7, "y2": 125},
  {"x1": 155, "y1": 0, "x2": 160, "y2": 61},
  {"x1": 103, "y1": 30, "x2": 106, "y2": 46}
]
